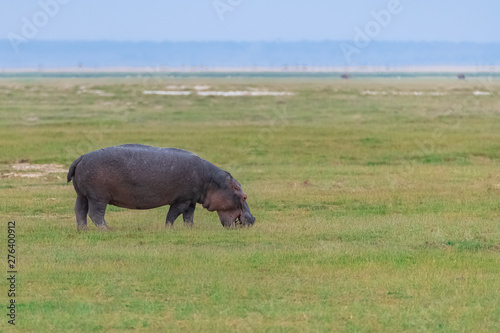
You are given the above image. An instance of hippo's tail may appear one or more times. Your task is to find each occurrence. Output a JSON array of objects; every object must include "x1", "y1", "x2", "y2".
[{"x1": 67, "y1": 155, "x2": 84, "y2": 183}]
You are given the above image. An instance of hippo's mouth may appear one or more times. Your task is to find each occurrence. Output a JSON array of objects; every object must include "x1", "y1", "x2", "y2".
[
  {"x1": 229, "y1": 212, "x2": 243, "y2": 227},
  {"x1": 235, "y1": 210, "x2": 255, "y2": 227},
  {"x1": 218, "y1": 206, "x2": 254, "y2": 228},
  {"x1": 234, "y1": 216, "x2": 243, "y2": 226}
]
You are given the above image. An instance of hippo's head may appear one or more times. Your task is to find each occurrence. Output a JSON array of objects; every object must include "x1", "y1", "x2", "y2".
[{"x1": 204, "y1": 174, "x2": 255, "y2": 228}]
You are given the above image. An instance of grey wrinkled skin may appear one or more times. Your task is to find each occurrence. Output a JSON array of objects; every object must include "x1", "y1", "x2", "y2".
[{"x1": 67, "y1": 144, "x2": 255, "y2": 230}]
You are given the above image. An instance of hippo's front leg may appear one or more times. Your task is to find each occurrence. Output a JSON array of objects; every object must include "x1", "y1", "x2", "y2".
[
  {"x1": 166, "y1": 201, "x2": 193, "y2": 227},
  {"x1": 182, "y1": 203, "x2": 196, "y2": 227}
]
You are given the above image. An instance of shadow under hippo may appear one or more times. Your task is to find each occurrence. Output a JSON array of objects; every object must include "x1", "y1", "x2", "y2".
[{"x1": 67, "y1": 144, "x2": 255, "y2": 230}]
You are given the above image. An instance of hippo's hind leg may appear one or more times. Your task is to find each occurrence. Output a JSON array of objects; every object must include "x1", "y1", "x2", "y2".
[
  {"x1": 75, "y1": 195, "x2": 89, "y2": 231},
  {"x1": 166, "y1": 201, "x2": 193, "y2": 228},
  {"x1": 88, "y1": 200, "x2": 109, "y2": 230},
  {"x1": 182, "y1": 202, "x2": 196, "y2": 227}
]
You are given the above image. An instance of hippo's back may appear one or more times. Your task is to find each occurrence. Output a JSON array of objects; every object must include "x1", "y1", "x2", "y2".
[
  {"x1": 113, "y1": 144, "x2": 193, "y2": 157},
  {"x1": 78, "y1": 144, "x2": 200, "y2": 176}
]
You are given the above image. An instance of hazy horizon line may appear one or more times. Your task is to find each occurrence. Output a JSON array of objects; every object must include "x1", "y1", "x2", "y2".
[{"x1": 2, "y1": 39, "x2": 500, "y2": 44}]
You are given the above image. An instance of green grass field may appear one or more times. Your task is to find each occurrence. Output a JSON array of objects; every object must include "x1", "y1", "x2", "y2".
[{"x1": 1, "y1": 74, "x2": 500, "y2": 332}]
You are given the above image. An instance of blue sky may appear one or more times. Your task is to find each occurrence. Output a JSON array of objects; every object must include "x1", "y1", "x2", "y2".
[{"x1": 1, "y1": 0, "x2": 499, "y2": 43}]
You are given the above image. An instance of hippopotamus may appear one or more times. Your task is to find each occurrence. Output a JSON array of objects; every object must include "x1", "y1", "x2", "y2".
[{"x1": 67, "y1": 144, "x2": 255, "y2": 230}]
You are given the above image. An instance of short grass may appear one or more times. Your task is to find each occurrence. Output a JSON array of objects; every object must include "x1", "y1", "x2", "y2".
[{"x1": 1, "y1": 74, "x2": 500, "y2": 332}]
